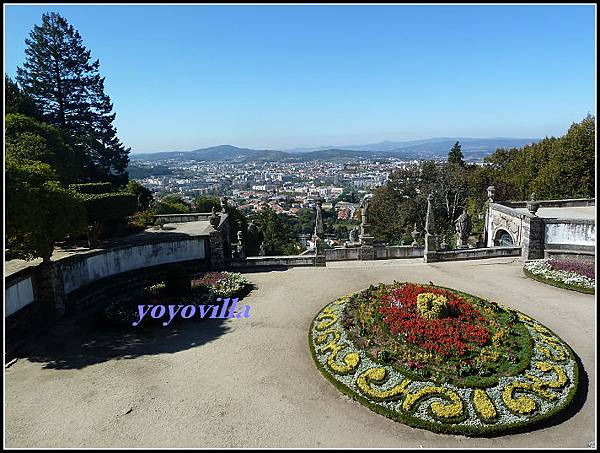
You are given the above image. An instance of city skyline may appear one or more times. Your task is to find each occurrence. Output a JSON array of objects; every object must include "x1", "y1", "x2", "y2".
[{"x1": 4, "y1": 4, "x2": 596, "y2": 153}]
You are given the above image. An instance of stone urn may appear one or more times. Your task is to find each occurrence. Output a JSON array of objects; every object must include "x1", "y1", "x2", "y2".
[
  {"x1": 526, "y1": 192, "x2": 540, "y2": 216},
  {"x1": 411, "y1": 223, "x2": 420, "y2": 246}
]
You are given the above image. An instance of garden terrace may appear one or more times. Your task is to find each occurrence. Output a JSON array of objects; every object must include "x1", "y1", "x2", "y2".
[{"x1": 5, "y1": 257, "x2": 594, "y2": 448}]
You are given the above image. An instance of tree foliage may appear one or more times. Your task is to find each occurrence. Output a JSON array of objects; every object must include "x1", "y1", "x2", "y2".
[
  {"x1": 6, "y1": 157, "x2": 86, "y2": 261},
  {"x1": 15, "y1": 12, "x2": 130, "y2": 186}
]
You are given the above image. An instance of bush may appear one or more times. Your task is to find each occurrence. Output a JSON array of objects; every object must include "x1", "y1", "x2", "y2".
[
  {"x1": 78, "y1": 192, "x2": 137, "y2": 227},
  {"x1": 165, "y1": 264, "x2": 191, "y2": 297},
  {"x1": 69, "y1": 182, "x2": 113, "y2": 194}
]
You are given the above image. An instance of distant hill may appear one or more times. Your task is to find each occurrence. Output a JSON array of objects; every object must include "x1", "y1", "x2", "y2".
[
  {"x1": 130, "y1": 138, "x2": 540, "y2": 162},
  {"x1": 131, "y1": 144, "x2": 289, "y2": 162},
  {"x1": 287, "y1": 137, "x2": 540, "y2": 158}
]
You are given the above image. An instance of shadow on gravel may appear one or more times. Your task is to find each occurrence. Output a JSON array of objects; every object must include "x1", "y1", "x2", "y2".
[{"x1": 14, "y1": 308, "x2": 232, "y2": 371}]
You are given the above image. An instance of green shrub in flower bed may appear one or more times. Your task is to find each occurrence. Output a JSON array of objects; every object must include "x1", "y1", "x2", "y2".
[
  {"x1": 191, "y1": 271, "x2": 252, "y2": 298},
  {"x1": 309, "y1": 282, "x2": 579, "y2": 436},
  {"x1": 523, "y1": 259, "x2": 595, "y2": 294}
]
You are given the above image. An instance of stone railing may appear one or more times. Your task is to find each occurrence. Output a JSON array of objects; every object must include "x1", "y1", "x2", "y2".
[
  {"x1": 503, "y1": 197, "x2": 595, "y2": 209},
  {"x1": 230, "y1": 254, "x2": 324, "y2": 268},
  {"x1": 425, "y1": 246, "x2": 522, "y2": 263}
]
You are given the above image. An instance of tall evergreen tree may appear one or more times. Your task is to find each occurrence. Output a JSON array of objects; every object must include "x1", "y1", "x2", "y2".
[
  {"x1": 16, "y1": 12, "x2": 129, "y2": 186},
  {"x1": 448, "y1": 141, "x2": 465, "y2": 166}
]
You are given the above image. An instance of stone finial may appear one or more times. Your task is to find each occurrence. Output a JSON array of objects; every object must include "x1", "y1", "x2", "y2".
[
  {"x1": 526, "y1": 192, "x2": 540, "y2": 216},
  {"x1": 411, "y1": 223, "x2": 419, "y2": 246},
  {"x1": 487, "y1": 185, "x2": 495, "y2": 203}
]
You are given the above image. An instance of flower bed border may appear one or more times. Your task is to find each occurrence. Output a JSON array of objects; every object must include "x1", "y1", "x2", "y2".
[
  {"x1": 308, "y1": 284, "x2": 580, "y2": 437},
  {"x1": 523, "y1": 267, "x2": 595, "y2": 295}
]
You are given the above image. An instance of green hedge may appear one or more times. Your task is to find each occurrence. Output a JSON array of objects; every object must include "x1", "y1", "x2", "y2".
[
  {"x1": 78, "y1": 192, "x2": 138, "y2": 226},
  {"x1": 69, "y1": 182, "x2": 113, "y2": 194}
]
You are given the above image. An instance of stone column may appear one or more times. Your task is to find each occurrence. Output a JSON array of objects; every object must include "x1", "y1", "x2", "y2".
[{"x1": 521, "y1": 216, "x2": 545, "y2": 261}]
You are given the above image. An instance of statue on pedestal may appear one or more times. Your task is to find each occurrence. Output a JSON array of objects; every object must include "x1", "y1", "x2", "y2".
[
  {"x1": 454, "y1": 207, "x2": 472, "y2": 248},
  {"x1": 349, "y1": 226, "x2": 359, "y2": 243}
]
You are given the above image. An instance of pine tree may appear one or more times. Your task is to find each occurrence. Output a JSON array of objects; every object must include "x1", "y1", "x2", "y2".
[
  {"x1": 448, "y1": 141, "x2": 465, "y2": 166},
  {"x1": 16, "y1": 12, "x2": 129, "y2": 186}
]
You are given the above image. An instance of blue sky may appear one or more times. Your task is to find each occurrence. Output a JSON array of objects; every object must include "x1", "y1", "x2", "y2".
[{"x1": 4, "y1": 4, "x2": 596, "y2": 153}]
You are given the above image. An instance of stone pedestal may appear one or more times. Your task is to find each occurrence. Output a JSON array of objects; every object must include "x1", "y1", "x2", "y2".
[
  {"x1": 358, "y1": 245, "x2": 375, "y2": 261},
  {"x1": 521, "y1": 216, "x2": 545, "y2": 261},
  {"x1": 209, "y1": 229, "x2": 226, "y2": 271},
  {"x1": 423, "y1": 233, "x2": 439, "y2": 263}
]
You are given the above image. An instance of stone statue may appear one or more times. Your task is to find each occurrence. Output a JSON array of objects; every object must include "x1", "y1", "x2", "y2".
[
  {"x1": 360, "y1": 194, "x2": 373, "y2": 225},
  {"x1": 246, "y1": 220, "x2": 260, "y2": 256},
  {"x1": 313, "y1": 198, "x2": 324, "y2": 239},
  {"x1": 259, "y1": 242, "x2": 266, "y2": 256},
  {"x1": 349, "y1": 226, "x2": 359, "y2": 243},
  {"x1": 454, "y1": 207, "x2": 472, "y2": 248},
  {"x1": 209, "y1": 206, "x2": 221, "y2": 228},
  {"x1": 220, "y1": 196, "x2": 228, "y2": 213}
]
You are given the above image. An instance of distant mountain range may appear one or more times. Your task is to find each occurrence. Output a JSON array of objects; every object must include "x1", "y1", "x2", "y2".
[{"x1": 130, "y1": 138, "x2": 540, "y2": 163}]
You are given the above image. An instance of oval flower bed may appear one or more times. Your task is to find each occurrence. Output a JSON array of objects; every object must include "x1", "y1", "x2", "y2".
[
  {"x1": 309, "y1": 282, "x2": 579, "y2": 436},
  {"x1": 523, "y1": 259, "x2": 595, "y2": 294}
]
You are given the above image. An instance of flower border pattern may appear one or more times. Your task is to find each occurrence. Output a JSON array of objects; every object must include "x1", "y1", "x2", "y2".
[{"x1": 309, "y1": 287, "x2": 579, "y2": 437}]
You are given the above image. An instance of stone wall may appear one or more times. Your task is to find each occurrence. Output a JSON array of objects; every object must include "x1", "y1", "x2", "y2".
[
  {"x1": 544, "y1": 219, "x2": 595, "y2": 248},
  {"x1": 5, "y1": 237, "x2": 208, "y2": 321},
  {"x1": 230, "y1": 255, "x2": 322, "y2": 267},
  {"x1": 5, "y1": 273, "x2": 35, "y2": 317},
  {"x1": 427, "y1": 246, "x2": 522, "y2": 262}
]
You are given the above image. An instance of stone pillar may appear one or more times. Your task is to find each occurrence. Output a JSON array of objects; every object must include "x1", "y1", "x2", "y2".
[
  {"x1": 32, "y1": 261, "x2": 66, "y2": 320},
  {"x1": 209, "y1": 229, "x2": 226, "y2": 271},
  {"x1": 521, "y1": 215, "x2": 545, "y2": 261}
]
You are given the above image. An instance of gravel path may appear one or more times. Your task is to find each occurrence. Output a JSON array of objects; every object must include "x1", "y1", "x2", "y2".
[{"x1": 4, "y1": 258, "x2": 596, "y2": 447}]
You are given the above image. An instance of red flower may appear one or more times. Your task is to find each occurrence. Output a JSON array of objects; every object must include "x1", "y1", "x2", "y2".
[{"x1": 377, "y1": 284, "x2": 491, "y2": 357}]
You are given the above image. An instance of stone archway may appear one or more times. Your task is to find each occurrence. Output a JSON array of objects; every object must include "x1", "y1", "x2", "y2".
[{"x1": 494, "y1": 228, "x2": 515, "y2": 246}]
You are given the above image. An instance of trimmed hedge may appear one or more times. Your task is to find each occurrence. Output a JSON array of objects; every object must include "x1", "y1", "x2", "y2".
[
  {"x1": 69, "y1": 182, "x2": 113, "y2": 194},
  {"x1": 78, "y1": 192, "x2": 138, "y2": 225}
]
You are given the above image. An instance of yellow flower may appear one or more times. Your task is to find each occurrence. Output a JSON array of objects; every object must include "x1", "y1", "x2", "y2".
[{"x1": 473, "y1": 389, "x2": 497, "y2": 421}]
